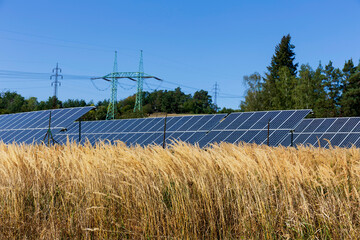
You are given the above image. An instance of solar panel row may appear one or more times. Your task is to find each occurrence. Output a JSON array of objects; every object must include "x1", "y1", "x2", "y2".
[
  {"x1": 197, "y1": 110, "x2": 311, "y2": 147},
  {"x1": 0, "y1": 107, "x2": 94, "y2": 144},
  {"x1": 279, "y1": 117, "x2": 360, "y2": 148},
  {"x1": 55, "y1": 110, "x2": 311, "y2": 147},
  {"x1": 55, "y1": 114, "x2": 227, "y2": 146},
  {"x1": 3, "y1": 108, "x2": 359, "y2": 148}
]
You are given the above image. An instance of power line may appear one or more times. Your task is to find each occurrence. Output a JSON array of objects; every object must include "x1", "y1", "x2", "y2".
[{"x1": 0, "y1": 68, "x2": 244, "y2": 98}]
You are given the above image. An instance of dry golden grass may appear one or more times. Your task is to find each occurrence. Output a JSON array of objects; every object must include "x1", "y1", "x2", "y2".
[{"x1": 0, "y1": 141, "x2": 360, "y2": 239}]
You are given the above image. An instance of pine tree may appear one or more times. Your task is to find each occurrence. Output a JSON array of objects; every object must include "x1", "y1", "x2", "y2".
[
  {"x1": 341, "y1": 59, "x2": 360, "y2": 116},
  {"x1": 323, "y1": 61, "x2": 343, "y2": 117},
  {"x1": 263, "y1": 34, "x2": 298, "y2": 109}
]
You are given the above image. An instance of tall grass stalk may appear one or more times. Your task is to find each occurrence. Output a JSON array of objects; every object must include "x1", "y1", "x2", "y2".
[{"x1": 0, "y1": 141, "x2": 359, "y2": 239}]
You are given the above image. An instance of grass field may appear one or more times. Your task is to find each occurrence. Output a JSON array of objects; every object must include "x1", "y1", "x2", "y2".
[{"x1": 0, "y1": 141, "x2": 359, "y2": 239}]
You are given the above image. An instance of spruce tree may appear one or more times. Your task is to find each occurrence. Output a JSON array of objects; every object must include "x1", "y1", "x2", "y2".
[
  {"x1": 341, "y1": 59, "x2": 360, "y2": 116},
  {"x1": 263, "y1": 34, "x2": 298, "y2": 109},
  {"x1": 323, "y1": 61, "x2": 343, "y2": 117}
]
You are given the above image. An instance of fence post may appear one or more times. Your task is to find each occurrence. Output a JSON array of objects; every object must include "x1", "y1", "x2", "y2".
[{"x1": 162, "y1": 114, "x2": 167, "y2": 149}]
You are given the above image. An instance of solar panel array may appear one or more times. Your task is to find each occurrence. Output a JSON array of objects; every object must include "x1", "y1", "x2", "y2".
[
  {"x1": 0, "y1": 107, "x2": 94, "y2": 144},
  {"x1": 55, "y1": 114, "x2": 227, "y2": 146},
  {"x1": 55, "y1": 110, "x2": 311, "y2": 147},
  {"x1": 196, "y1": 110, "x2": 311, "y2": 147},
  {"x1": 3, "y1": 107, "x2": 360, "y2": 148},
  {"x1": 279, "y1": 117, "x2": 360, "y2": 148}
]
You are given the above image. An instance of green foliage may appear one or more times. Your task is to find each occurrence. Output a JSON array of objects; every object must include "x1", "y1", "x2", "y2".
[
  {"x1": 341, "y1": 60, "x2": 360, "y2": 117},
  {"x1": 240, "y1": 34, "x2": 360, "y2": 118},
  {"x1": 240, "y1": 72, "x2": 263, "y2": 111},
  {"x1": 0, "y1": 87, "x2": 217, "y2": 120}
]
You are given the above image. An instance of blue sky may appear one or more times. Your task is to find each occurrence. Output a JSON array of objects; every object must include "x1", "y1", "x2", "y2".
[{"x1": 0, "y1": 0, "x2": 359, "y2": 109}]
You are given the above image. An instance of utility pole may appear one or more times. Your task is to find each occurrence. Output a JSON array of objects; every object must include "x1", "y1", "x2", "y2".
[
  {"x1": 213, "y1": 82, "x2": 219, "y2": 112},
  {"x1": 50, "y1": 63, "x2": 63, "y2": 109}
]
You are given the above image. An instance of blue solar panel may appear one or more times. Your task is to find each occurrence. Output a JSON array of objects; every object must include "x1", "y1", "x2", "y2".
[
  {"x1": 280, "y1": 117, "x2": 360, "y2": 148},
  {"x1": 314, "y1": 133, "x2": 333, "y2": 147},
  {"x1": 167, "y1": 117, "x2": 189, "y2": 131},
  {"x1": 213, "y1": 114, "x2": 240, "y2": 130},
  {"x1": 315, "y1": 119, "x2": 336, "y2": 132},
  {"x1": 293, "y1": 133, "x2": 311, "y2": 146},
  {"x1": 328, "y1": 133, "x2": 347, "y2": 147},
  {"x1": 140, "y1": 133, "x2": 163, "y2": 146},
  {"x1": 137, "y1": 118, "x2": 159, "y2": 132},
  {"x1": 251, "y1": 111, "x2": 281, "y2": 129},
  {"x1": 209, "y1": 131, "x2": 232, "y2": 144},
  {"x1": 306, "y1": 134, "x2": 323, "y2": 146},
  {"x1": 302, "y1": 119, "x2": 323, "y2": 132},
  {"x1": 294, "y1": 119, "x2": 312, "y2": 132},
  {"x1": 280, "y1": 110, "x2": 311, "y2": 129},
  {"x1": 339, "y1": 118, "x2": 360, "y2": 132},
  {"x1": 340, "y1": 133, "x2": 360, "y2": 147},
  {"x1": 54, "y1": 110, "x2": 312, "y2": 147},
  {"x1": 164, "y1": 117, "x2": 182, "y2": 131},
  {"x1": 147, "y1": 118, "x2": 166, "y2": 132},
  {"x1": 238, "y1": 130, "x2": 259, "y2": 142},
  {"x1": 0, "y1": 107, "x2": 94, "y2": 144},
  {"x1": 131, "y1": 119, "x2": 148, "y2": 132},
  {"x1": 269, "y1": 111, "x2": 294, "y2": 129},
  {"x1": 177, "y1": 116, "x2": 201, "y2": 131},
  {"x1": 198, "y1": 110, "x2": 310, "y2": 147},
  {"x1": 327, "y1": 118, "x2": 349, "y2": 132},
  {"x1": 251, "y1": 130, "x2": 269, "y2": 144},
  {"x1": 224, "y1": 113, "x2": 251, "y2": 130},
  {"x1": 197, "y1": 131, "x2": 221, "y2": 147},
  {"x1": 223, "y1": 130, "x2": 246, "y2": 144},
  {"x1": 187, "y1": 115, "x2": 213, "y2": 131},
  {"x1": 238, "y1": 112, "x2": 266, "y2": 129},
  {"x1": 198, "y1": 114, "x2": 226, "y2": 130},
  {"x1": 178, "y1": 132, "x2": 196, "y2": 142}
]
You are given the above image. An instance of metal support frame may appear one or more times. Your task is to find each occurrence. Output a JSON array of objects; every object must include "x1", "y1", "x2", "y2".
[
  {"x1": 267, "y1": 118, "x2": 271, "y2": 146},
  {"x1": 43, "y1": 111, "x2": 57, "y2": 146},
  {"x1": 163, "y1": 114, "x2": 167, "y2": 149},
  {"x1": 290, "y1": 130, "x2": 294, "y2": 147},
  {"x1": 79, "y1": 119, "x2": 82, "y2": 143}
]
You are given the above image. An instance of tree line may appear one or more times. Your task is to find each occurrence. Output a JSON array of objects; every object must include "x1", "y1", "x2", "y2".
[
  {"x1": 0, "y1": 87, "x2": 225, "y2": 120},
  {"x1": 240, "y1": 34, "x2": 360, "y2": 117}
]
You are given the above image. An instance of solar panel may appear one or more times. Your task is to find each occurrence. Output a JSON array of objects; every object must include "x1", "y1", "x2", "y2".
[
  {"x1": 278, "y1": 117, "x2": 360, "y2": 148},
  {"x1": 0, "y1": 107, "x2": 94, "y2": 144},
  {"x1": 197, "y1": 110, "x2": 311, "y2": 147},
  {"x1": 56, "y1": 114, "x2": 227, "y2": 146}
]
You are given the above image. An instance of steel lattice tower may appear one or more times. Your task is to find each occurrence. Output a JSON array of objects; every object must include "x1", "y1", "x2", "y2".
[
  {"x1": 93, "y1": 51, "x2": 161, "y2": 119},
  {"x1": 50, "y1": 63, "x2": 63, "y2": 109},
  {"x1": 106, "y1": 51, "x2": 118, "y2": 120},
  {"x1": 134, "y1": 50, "x2": 144, "y2": 112}
]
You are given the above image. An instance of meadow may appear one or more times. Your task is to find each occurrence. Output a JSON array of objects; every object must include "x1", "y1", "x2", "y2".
[{"x1": 0, "y1": 141, "x2": 359, "y2": 239}]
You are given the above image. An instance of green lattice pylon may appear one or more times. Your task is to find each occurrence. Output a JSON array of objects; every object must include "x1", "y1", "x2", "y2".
[
  {"x1": 134, "y1": 50, "x2": 144, "y2": 112},
  {"x1": 106, "y1": 51, "x2": 118, "y2": 120}
]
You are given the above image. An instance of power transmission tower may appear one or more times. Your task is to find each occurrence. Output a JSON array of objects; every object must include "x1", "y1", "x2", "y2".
[
  {"x1": 134, "y1": 50, "x2": 144, "y2": 112},
  {"x1": 92, "y1": 51, "x2": 162, "y2": 120},
  {"x1": 106, "y1": 51, "x2": 119, "y2": 120},
  {"x1": 50, "y1": 63, "x2": 63, "y2": 109},
  {"x1": 213, "y1": 82, "x2": 219, "y2": 112}
]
